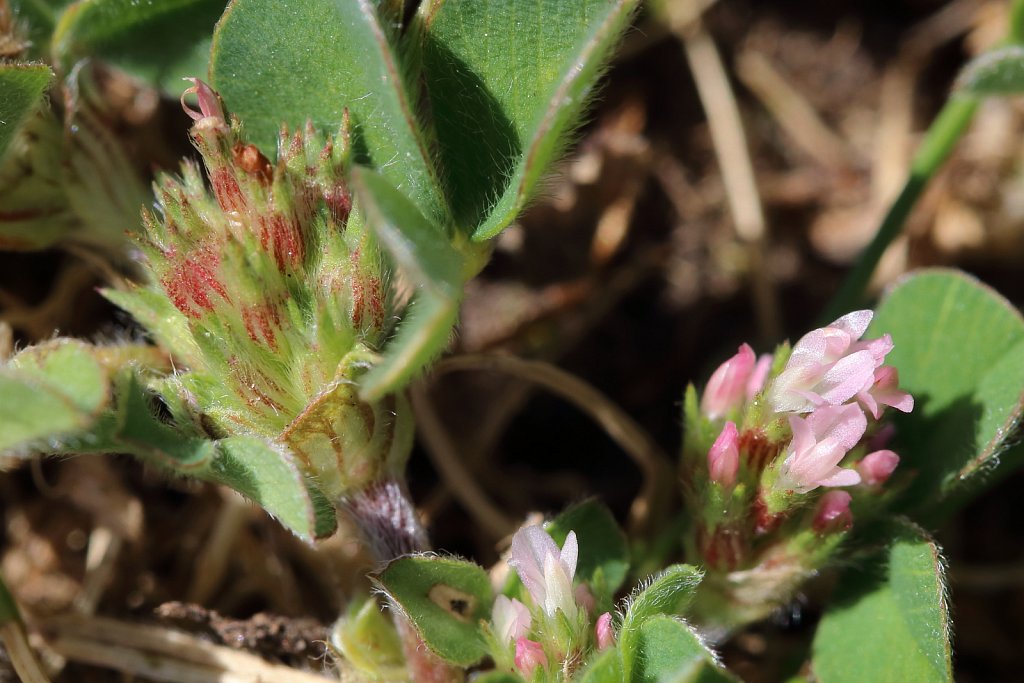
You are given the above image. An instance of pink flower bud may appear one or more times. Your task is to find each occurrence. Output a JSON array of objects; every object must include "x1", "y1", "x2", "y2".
[
  {"x1": 514, "y1": 638, "x2": 547, "y2": 676},
  {"x1": 857, "y1": 450, "x2": 900, "y2": 486},
  {"x1": 596, "y1": 612, "x2": 615, "y2": 651},
  {"x1": 708, "y1": 421, "x2": 740, "y2": 487},
  {"x1": 813, "y1": 490, "x2": 853, "y2": 533},
  {"x1": 702, "y1": 344, "x2": 756, "y2": 419}
]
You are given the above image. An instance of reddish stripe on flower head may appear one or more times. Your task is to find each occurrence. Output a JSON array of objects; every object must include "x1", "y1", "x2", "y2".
[
  {"x1": 211, "y1": 167, "x2": 247, "y2": 214},
  {"x1": 161, "y1": 248, "x2": 228, "y2": 318},
  {"x1": 258, "y1": 213, "x2": 304, "y2": 270},
  {"x1": 241, "y1": 302, "x2": 281, "y2": 350}
]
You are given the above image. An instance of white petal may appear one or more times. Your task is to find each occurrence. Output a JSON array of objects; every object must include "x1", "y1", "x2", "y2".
[{"x1": 560, "y1": 531, "x2": 578, "y2": 580}]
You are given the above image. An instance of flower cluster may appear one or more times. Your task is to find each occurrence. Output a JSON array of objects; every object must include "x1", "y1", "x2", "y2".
[
  {"x1": 681, "y1": 311, "x2": 914, "y2": 631},
  {"x1": 488, "y1": 525, "x2": 613, "y2": 679},
  {"x1": 699, "y1": 310, "x2": 912, "y2": 500}
]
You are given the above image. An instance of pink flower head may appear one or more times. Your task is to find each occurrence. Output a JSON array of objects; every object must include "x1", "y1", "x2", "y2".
[
  {"x1": 509, "y1": 525, "x2": 579, "y2": 620},
  {"x1": 181, "y1": 78, "x2": 225, "y2": 122},
  {"x1": 857, "y1": 366, "x2": 914, "y2": 419},
  {"x1": 776, "y1": 404, "x2": 866, "y2": 494},
  {"x1": 747, "y1": 353, "x2": 774, "y2": 401},
  {"x1": 514, "y1": 638, "x2": 547, "y2": 676},
  {"x1": 857, "y1": 449, "x2": 900, "y2": 486},
  {"x1": 492, "y1": 595, "x2": 532, "y2": 645},
  {"x1": 702, "y1": 344, "x2": 757, "y2": 419},
  {"x1": 708, "y1": 421, "x2": 740, "y2": 487},
  {"x1": 596, "y1": 612, "x2": 615, "y2": 651},
  {"x1": 768, "y1": 310, "x2": 888, "y2": 414},
  {"x1": 813, "y1": 490, "x2": 853, "y2": 533}
]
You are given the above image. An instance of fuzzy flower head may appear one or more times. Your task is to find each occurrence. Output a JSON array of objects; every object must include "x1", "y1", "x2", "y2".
[
  {"x1": 775, "y1": 404, "x2": 865, "y2": 494},
  {"x1": 108, "y1": 80, "x2": 404, "y2": 498},
  {"x1": 508, "y1": 525, "x2": 579, "y2": 622},
  {"x1": 767, "y1": 311, "x2": 912, "y2": 416}
]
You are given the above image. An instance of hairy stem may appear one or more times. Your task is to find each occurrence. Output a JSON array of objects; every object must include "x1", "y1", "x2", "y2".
[{"x1": 342, "y1": 478, "x2": 464, "y2": 682}]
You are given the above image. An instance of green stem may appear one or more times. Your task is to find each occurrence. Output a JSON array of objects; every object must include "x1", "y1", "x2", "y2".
[
  {"x1": 820, "y1": 95, "x2": 978, "y2": 323},
  {"x1": 822, "y1": 0, "x2": 1024, "y2": 322}
]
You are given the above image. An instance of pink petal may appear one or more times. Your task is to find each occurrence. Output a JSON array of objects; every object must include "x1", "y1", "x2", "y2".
[
  {"x1": 515, "y1": 638, "x2": 547, "y2": 676},
  {"x1": 492, "y1": 596, "x2": 532, "y2": 644},
  {"x1": 815, "y1": 467, "x2": 862, "y2": 488},
  {"x1": 816, "y1": 350, "x2": 877, "y2": 405},
  {"x1": 181, "y1": 77, "x2": 224, "y2": 122},
  {"x1": 857, "y1": 450, "x2": 900, "y2": 486},
  {"x1": 813, "y1": 490, "x2": 854, "y2": 532},
  {"x1": 830, "y1": 310, "x2": 873, "y2": 340},
  {"x1": 702, "y1": 344, "x2": 756, "y2": 419},
  {"x1": 708, "y1": 421, "x2": 739, "y2": 487},
  {"x1": 746, "y1": 353, "x2": 774, "y2": 400},
  {"x1": 596, "y1": 612, "x2": 615, "y2": 650},
  {"x1": 509, "y1": 526, "x2": 559, "y2": 607}
]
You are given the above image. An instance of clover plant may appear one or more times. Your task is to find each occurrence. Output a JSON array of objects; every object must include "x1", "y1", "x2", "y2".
[{"x1": 2, "y1": 0, "x2": 1024, "y2": 681}]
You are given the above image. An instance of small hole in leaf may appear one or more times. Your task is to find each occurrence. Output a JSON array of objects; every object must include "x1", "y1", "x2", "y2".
[{"x1": 427, "y1": 584, "x2": 476, "y2": 623}]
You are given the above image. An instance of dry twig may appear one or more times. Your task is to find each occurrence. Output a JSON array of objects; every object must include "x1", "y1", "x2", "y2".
[{"x1": 432, "y1": 353, "x2": 673, "y2": 534}]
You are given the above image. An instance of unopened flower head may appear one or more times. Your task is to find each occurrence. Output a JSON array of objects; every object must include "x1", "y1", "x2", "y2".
[
  {"x1": 110, "y1": 80, "x2": 405, "y2": 498},
  {"x1": 508, "y1": 525, "x2": 579, "y2": 621}
]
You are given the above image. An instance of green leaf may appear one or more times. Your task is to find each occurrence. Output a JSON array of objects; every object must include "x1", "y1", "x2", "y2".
[
  {"x1": 52, "y1": 0, "x2": 225, "y2": 93},
  {"x1": 208, "y1": 436, "x2": 334, "y2": 543},
  {"x1": 415, "y1": 0, "x2": 638, "y2": 239},
  {"x1": 622, "y1": 565, "x2": 703, "y2": 631},
  {"x1": 0, "y1": 340, "x2": 109, "y2": 452},
  {"x1": 545, "y1": 499, "x2": 630, "y2": 598},
  {"x1": 473, "y1": 674, "x2": 524, "y2": 683},
  {"x1": 579, "y1": 649, "x2": 624, "y2": 683},
  {"x1": 812, "y1": 520, "x2": 952, "y2": 683},
  {"x1": 957, "y1": 45, "x2": 1024, "y2": 95},
  {"x1": 102, "y1": 286, "x2": 203, "y2": 366},
  {"x1": 373, "y1": 555, "x2": 492, "y2": 666},
  {"x1": 350, "y1": 167, "x2": 463, "y2": 400},
  {"x1": 209, "y1": 0, "x2": 447, "y2": 224},
  {"x1": 869, "y1": 269, "x2": 1024, "y2": 516},
  {"x1": 0, "y1": 63, "x2": 54, "y2": 163},
  {"x1": 619, "y1": 565, "x2": 707, "y2": 682},
  {"x1": 625, "y1": 615, "x2": 735, "y2": 683}
]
